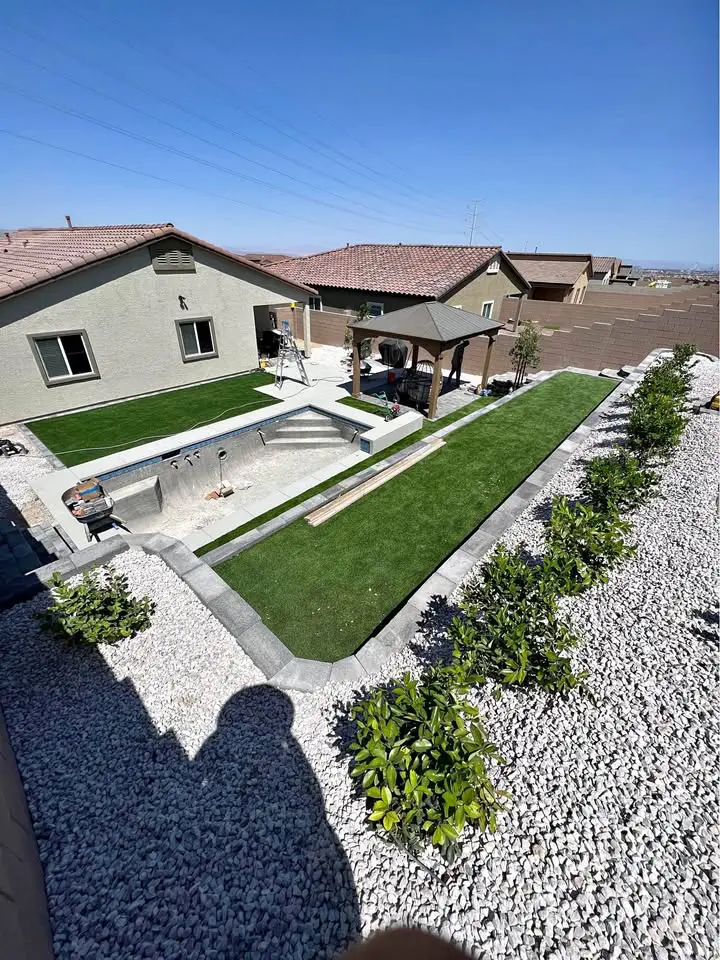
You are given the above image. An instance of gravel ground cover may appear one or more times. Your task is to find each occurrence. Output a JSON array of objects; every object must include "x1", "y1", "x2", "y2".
[
  {"x1": 0, "y1": 359, "x2": 717, "y2": 960},
  {"x1": 0, "y1": 424, "x2": 53, "y2": 524}
]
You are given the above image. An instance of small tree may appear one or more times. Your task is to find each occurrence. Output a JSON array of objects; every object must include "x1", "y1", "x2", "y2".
[{"x1": 509, "y1": 324, "x2": 541, "y2": 388}]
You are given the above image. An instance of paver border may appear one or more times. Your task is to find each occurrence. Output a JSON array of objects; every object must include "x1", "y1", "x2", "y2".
[{"x1": 18, "y1": 355, "x2": 679, "y2": 691}]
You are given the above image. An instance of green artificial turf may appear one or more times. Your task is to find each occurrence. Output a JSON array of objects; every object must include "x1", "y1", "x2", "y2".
[
  {"x1": 216, "y1": 373, "x2": 615, "y2": 661},
  {"x1": 26, "y1": 372, "x2": 279, "y2": 467},
  {"x1": 197, "y1": 392, "x2": 494, "y2": 556},
  {"x1": 337, "y1": 397, "x2": 386, "y2": 418}
]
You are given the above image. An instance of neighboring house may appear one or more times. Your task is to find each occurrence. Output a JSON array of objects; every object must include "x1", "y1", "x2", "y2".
[
  {"x1": 267, "y1": 243, "x2": 531, "y2": 322},
  {"x1": 0, "y1": 223, "x2": 313, "y2": 423},
  {"x1": 505, "y1": 252, "x2": 592, "y2": 303},
  {"x1": 591, "y1": 256, "x2": 622, "y2": 284},
  {"x1": 612, "y1": 263, "x2": 639, "y2": 286},
  {"x1": 242, "y1": 252, "x2": 296, "y2": 267}
]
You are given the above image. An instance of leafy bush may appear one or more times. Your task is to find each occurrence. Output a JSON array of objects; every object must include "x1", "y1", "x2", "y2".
[
  {"x1": 580, "y1": 450, "x2": 658, "y2": 514},
  {"x1": 633, "y1": 359, "x2": 690, "y2": 408},
  {"x1": 349, "y1": 666, "x2": 506, "y2": 861},
  {"x1": 672, "y1": 342, "x2": 696, "y2": 366},
  {"x1": 626, "y1": 391, "x2": 688, "y2": 459},
  {"x1": 453, "y1": 545, "x2": 583, "y2": 692},
  {"x1": 38, "y1": 565, "x2": 155, "y2": 645},
  {"x1": 544, "y1": 496, "x2": 634, "y2": 595}
]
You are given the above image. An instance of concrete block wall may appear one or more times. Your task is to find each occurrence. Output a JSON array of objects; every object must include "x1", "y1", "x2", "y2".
[
  {"x1": 0, "y1": 710, "x2": 54, "y2": 959},
  {"x1": 306, "y1": 294, "x2": 718, "y2": 379}
]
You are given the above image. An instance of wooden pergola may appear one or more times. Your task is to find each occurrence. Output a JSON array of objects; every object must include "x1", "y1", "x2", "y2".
[{"x1": 350, "y1": 301, "x2": 503, "y2": 419}]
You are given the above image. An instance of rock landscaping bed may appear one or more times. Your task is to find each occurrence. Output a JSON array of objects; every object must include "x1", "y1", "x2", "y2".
[{"x1": 0, "y1": 356, "x2": 716, "y2": 959}]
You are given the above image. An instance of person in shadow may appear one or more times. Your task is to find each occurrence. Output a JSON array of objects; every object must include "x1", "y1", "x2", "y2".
[
  {"x1": 191, "y1": 685, "x2": 360, "y2": 959},
  {"x1": 445, "y1": 340, "x2": 470, "y2": 390}
]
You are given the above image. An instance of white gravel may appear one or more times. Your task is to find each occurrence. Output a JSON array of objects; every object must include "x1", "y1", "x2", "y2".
[
  {"x1": 0, "y1": 424, "x2": 53, "y2": 523},
  {"x1": 0, "y1": 360, "x2": 717, "y2": 960}
]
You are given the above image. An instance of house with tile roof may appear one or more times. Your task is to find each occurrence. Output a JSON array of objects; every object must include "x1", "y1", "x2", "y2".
[
  {"x1": 0, "y1": 222, "x2": 313, "y2": 423},
  {"x1": 267, "y1": 243, "x2": 530, "y2": 322},
  {"x1": 591, "y1": 256, "x2": 622, "y2": 284},
  {"x1": 505, "y1": 252, "x2": 593, "y2": 304}
]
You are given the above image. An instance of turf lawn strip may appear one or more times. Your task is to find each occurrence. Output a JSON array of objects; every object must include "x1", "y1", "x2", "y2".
[
  {"x1": 197, "y1": 393, "x2": 494, "y2": 555},
  {"x1": 217, "y1": 373, "x2": 614, "y2": 661},
  {"x1": 26, "y1": 372, "x2": 279, "y2": 467}
]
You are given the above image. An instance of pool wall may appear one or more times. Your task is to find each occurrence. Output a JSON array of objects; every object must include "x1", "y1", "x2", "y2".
[{"x1": 30, "y1": 396, "x2": 422, "y2": 550}]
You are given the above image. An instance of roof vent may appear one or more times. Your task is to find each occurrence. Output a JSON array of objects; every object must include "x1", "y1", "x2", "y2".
[{"x1": 65, "y1": 215, "x2": 73, "y2": 229}]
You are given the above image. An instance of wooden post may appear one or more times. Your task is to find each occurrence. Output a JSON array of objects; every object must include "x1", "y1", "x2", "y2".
[
  {"x1": 352, "y1": 337, "x2": 361, "y2": 398},
  {"x1": 302, "y1": 303, "x2": 311, "y2": 358},
  {"x1": 513, "y1": 297, "x2": 524, "y2": 332},
  {"x1": 428, "y1": 352, "x2": 444, "y2": 419},
  {"x1": 481, "y1": 335, "x2": 496, "y2": 389},
  {"x1": 411, "y1": 343, "x2": 419, "y2": 372}
]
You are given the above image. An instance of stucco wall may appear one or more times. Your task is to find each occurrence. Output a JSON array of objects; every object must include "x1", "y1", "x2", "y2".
[
  {"x1": 0, "y1": 246, "x2": 306, "y2": 423},
  {"x1": 313, "y1": 286, "x2": 424, "y2": 314},
  {"x1": 444, "y1": 260, "x2": 526, "y2": 318}
]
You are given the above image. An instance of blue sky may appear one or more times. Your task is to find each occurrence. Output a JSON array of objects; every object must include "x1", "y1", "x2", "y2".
[{"x1": 1, "y1": 0, "x2": 717, "y2": 265}]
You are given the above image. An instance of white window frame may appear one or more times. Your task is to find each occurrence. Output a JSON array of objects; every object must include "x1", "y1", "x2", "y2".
[
  {"x1": 486, "y1": 260, "x2": 500, "y2": 274},
  {"x1": 480, "y1": 300, "x2": 495, "y2": 319},
  {"x1": 365, "y1": 301, "x2": 384, "y2": 316},
  {"x1": 308, "y1": 296, "x2": 323, "y2": 311},
  {"x1": 29, "y1": 330, "x2": 99, "y2": 386},
  {"x1": 175, "y1": 316, "x2": 218, "y2": 362}
]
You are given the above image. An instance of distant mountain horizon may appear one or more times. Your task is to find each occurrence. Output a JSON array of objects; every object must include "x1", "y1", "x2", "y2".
[{"x1": 628, "y1": 259, "x2": 718, "y2": 272}]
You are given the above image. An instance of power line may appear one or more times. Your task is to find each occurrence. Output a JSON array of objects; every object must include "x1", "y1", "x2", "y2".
[
  {"x1": 0, "y1": 81, "x2": 464, "y2": 238},
  {"x1": 0, "y1": 127, "x2": 383, "y2": 233},
  {"x1": 6, "y1": 17, "x2": 457, "y2": 224},
  {"x1": 58, "y1": 2, "x2": 456, "y2": 217},
  {"x1": 0, "y1": 47, "x2": 422, "y2": 224}
]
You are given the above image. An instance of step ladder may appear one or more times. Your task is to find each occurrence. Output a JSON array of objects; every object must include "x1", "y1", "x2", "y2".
[{"x1": 274, "y1": 319, "x2": 310, "y2": 389}]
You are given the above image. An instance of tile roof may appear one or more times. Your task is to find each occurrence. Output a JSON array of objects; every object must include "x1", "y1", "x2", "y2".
[
  {"x1": 0, "y1": 224, "x2": 314, "y2": 300},
  {"x1": 592, "y1": 256, "x2": 620, "y2": 274},
  {"x1": 267, "y1": 243, "x2": 505, "y2": 298},
  {"x1": 351, "y1": 300, "x2": 502, "y2": 344},
  {"x1": 506, "y1": 253, "x2": 591, "y2": 287}
]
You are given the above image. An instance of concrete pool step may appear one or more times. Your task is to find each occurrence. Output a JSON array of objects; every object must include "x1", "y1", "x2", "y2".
[
  {"x1": 264, "y1": 436, "x2": 349, "y2": 448},
  {"x1": 272, "y1": 423, "x2": 343, "y2": 437}
]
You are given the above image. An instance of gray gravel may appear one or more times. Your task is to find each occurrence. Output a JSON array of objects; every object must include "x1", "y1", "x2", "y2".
[
  {"x1": 0, "y1": 424, "x2": 53, "y2": 523},
  {"x1": 0, "y1": 360, "x2": 717, "y2": 959}
]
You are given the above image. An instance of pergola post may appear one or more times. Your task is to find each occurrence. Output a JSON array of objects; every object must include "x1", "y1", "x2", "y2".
[
  {"x1": 428, "y1": 352, "x2": 444, "y2": 419},
  {"x1": 410, "y1": 343, "x2": 419, "y2": 372},
  {"x1": 352, "y1": 335, "x2": 361, "y2": 398},
  {"x1": 481, "y1": 335, "x2": 496, "y2": 389}
]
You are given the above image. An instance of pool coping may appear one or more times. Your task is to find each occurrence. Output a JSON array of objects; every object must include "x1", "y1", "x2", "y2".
[
  {"x1": 27, "y1": 397, "x2": 423, "y2": 551},
  {"x1": 23, "y1": 357, "x2": 663, "y2": 692}
]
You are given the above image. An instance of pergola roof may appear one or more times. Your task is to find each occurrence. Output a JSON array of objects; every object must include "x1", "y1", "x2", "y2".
[{"x1": 350, "y1": 301, "x2": 502, "y2": 349}]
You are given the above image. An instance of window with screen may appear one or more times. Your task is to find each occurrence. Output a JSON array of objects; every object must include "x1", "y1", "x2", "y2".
[
  {"x1": 177, "y1": 318, "x2": 216, "y2": 360},
  {"x1": 32, "y1": 332, "x2": 97, "y2": 383},
  {"x1": 481, "y1": 301, "x2": 494, "y2": 319},
  {"x1": 365, "y1": 301, "x2": 384, "y2": 316},
  {"x1": 309, "y1": 296, "x2": 322, "y2": 311}
]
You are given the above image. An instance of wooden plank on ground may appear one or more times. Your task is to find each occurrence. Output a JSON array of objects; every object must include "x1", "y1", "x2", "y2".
[{"x1": 306, "y1": 437, "x2": 445, "y2": 527}]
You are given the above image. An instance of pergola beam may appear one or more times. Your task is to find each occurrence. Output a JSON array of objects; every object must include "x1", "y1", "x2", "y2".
[{"x1": 427, "y1": 352, "x2": 445, "y2": 419}]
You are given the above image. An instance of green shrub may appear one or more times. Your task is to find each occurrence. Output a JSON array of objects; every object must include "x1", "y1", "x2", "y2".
[
  {"x1": 633, "y1": 359, "x2": 690, "y2": 408},
  {"x1": 672, "y1": 342, "x2": 696, "y2": 366},
  {"x1": 348, "y1": 665, "x2": 506, "y2": 861},
  {"x1": 626, "y1": 392, "x2": 688, "y2": 459},
  {"x1": 544, "y1": 496, "x2": 634, "y2": 595},
  {"x1": 454, "y1": 545, "x2": 583, "y2": 692},
  {"x1": 38, "y1": 565, "x2": 155, "y2": 645},
  {"x1": 580, "y1": 450, "x2": 658, "y2": 514}
]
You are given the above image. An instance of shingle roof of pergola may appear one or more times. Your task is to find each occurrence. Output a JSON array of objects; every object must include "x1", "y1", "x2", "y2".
[{"x1": 350, "y1": 300, "x2": 502, "y2": 347}]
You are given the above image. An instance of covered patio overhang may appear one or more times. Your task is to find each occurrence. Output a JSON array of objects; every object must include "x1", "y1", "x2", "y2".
[{"x1": 350, "y1": 301, "x2": 503, "y2": 418}]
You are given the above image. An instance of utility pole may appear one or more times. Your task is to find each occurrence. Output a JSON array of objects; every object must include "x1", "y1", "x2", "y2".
[{"x1": 469, "y1": 200, "x2": 478, "y2": 245}]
